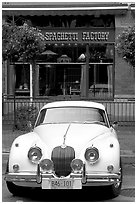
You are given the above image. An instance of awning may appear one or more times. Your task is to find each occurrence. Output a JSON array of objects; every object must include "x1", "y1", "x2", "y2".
[
  {"x1": 2, "y1": 2, "x2": 135, "y2": 16},
  {"x1": 2, "y1": 2, "x2": 135, "y2": 9},
  {"x1": 2, "y1": 9, "x2": 128, "y2": 16}
]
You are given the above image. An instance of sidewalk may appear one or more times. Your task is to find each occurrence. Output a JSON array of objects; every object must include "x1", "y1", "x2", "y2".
[
  {"x1": 2, "y1": 124, "x2": 135, "y2": 163},
  {"x1": 117, "y1": 126, "x2": 135, "y2": 164}
]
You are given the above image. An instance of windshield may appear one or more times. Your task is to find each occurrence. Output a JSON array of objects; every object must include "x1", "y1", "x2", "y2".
[{"x1": 35, "y1": 107, "x2": 109, "y2": 127}]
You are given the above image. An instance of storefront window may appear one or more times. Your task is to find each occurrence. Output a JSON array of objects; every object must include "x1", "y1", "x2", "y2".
[
  {"x1": 38, "y1": 42, "x2": 114, "y2": 98},
  {"x1": 88, "y1": 43, "x2": 114, "y2": 98},
  {"x1": 39, "y1": 64, "x2": 81, "y2": 96},
  {"x1": 37, "y1": 43, "x2": 86, "y2": 63},
  {"x1": 89, "y1": 43, "x2": 114, "y2": 63},
  {"x1": 38, "y1": 43, "x2": 85, "y2": 97},
  {"x1": 88, "y1": 64, "x2": 113, "y2": 98},
  {"x1": 15, "y1": 64, "x2": 30, "y2": 96},
  {"x1": 12, "y1": 42, "x2": 114, "y2": 99}
]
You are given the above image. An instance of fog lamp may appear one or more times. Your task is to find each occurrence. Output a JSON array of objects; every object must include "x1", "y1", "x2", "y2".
[
  {"x1": 71, "y1": 159, "x2": 83, "y2": 173},
  {"x1": 13, "y1": 164, "x2": 19, "y2": 172},
  {"x1": 28, "y1": 146, "x2": 42, "y2": 163},
  {"x1": 40, "y1": 159, "x2": 54, "y2": 173},
  {"x1": 85, "y1": 147, "x2": 99, "y2": 164},
  {"x1": 107, "y1": 165, "x2": 114, "y2": 173}
]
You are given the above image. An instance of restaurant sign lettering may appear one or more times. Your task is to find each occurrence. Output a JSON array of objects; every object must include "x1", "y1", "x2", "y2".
[{"x1": 44, "y1": 29, "x2": 114, "y2": 43}]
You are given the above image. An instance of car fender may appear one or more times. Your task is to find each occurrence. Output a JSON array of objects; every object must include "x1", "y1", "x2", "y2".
[
  {"x1": 8, "y1": 132, "x2": 49, "y2": 172},
  {"x1": 79, "y1": 131, "x2": 120, "y2": 173}
]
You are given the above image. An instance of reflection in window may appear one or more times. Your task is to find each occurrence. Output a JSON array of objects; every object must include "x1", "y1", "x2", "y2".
[{"x1": 89, "y1": 44, "x2": 114, "y2": 63}]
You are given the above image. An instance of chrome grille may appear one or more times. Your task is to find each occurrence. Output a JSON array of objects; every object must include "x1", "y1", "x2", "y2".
[{"x1": 51, "y1": 146, "x2": 75, "y2": 177}]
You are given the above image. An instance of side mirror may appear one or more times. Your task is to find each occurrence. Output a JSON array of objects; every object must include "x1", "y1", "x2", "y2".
[
  {"x1": 111, "y1": 121, "x2": 118, "y2": 129},
  {"x1": 27, "y1": 121, "x2": 33, "y2": 132}
]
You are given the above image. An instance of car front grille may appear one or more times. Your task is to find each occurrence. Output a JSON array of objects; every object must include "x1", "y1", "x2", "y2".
[{"x1": 51, "y1": 146, "x2": 75, "y2": 177}]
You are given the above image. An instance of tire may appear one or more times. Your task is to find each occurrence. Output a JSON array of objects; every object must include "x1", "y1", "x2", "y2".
[
  {"x1": 6, "y1": 181, "x2": 28, "y2": 196},
  {"x1": 108, "y1": 158, "x2": 123, "y2": 198}
]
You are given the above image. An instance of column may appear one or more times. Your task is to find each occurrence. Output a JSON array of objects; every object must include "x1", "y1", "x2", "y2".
[
  {"x1": 80, "y1": 44, "x2": 89, "y2": 98},
  {"x1": 30, "y1": 64, "x2": 33, "y2": 101},
  {"x1": 85, "y1": 44, "x2": 89, "y2": 98},
  {"x1": 7, "y1": 63, "x2": 15, "y2": 96},
  {"x1": 35, "y1": 64, "x2": 39, "y2": 97}
]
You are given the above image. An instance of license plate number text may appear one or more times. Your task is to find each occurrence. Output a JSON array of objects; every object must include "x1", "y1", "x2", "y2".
[{"x1": 51, "y1": 179, "x2": 73, "y2": 189}]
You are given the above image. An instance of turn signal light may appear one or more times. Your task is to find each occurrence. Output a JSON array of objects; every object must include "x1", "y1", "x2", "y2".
[
  {"x1": 107, "y1": 165, "x2": 114, "y2": 173},
  {"x1": 13, "y1": 164, "x2": 19, "y2": 172}
]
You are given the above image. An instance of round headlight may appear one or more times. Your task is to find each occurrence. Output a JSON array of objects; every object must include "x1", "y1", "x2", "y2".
[
  {"x1": 40, "y1": 159, "x2": 54, "y2": 173},
  {"x1": 71, "y1": 159, "x2": 83, "y2": 173},
  {"x1": 85, "y1": 147, "x2": 99, "y2": 163},
  {"x1": 28, "y1": 146, "x2": 42, "y2": 163}
]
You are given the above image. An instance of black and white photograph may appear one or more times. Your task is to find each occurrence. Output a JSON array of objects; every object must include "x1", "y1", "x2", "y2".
[{"x1": 2, "y1": 1, "x2": 135, "y2": 202}]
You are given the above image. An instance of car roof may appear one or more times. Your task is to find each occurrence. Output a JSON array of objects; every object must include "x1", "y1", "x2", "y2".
[{"x1": 41, "y1": 101, "x2": 105, "y2": 111}]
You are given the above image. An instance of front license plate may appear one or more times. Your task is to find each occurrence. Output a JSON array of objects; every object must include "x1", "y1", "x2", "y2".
[{"x1": 51, "y1": 179, "x2": 73, "y2": 189}]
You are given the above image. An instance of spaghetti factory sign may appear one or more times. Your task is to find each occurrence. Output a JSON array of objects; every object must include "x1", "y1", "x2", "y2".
[{"x1": 44, "y1": 29, "x2": 114, "y2": 43}]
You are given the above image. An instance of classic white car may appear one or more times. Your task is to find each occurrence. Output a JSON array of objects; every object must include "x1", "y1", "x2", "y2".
[{"x1": 5, "y1": 101, "x2": 122, "y2": 198}]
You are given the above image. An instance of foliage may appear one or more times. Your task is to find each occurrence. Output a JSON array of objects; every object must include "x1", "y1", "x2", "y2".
[
  {"x1": 15, "y1": 105, "x2": 38, "y2": 131},
  {"x1": 2, "y1": 22, "x2": 47, "y2": 98},
  {"x1": 2, "y1": 23, "x2": 46, "y2": 62},
  {"x1": 116, "y1": 25, "x2": 135, "y2": 68}
]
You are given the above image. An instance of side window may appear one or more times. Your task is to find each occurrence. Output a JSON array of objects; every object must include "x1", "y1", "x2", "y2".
[
  {"x1": 98, "y1": 110, "x2": 105, "y2": 122},
  {"x1": 35, "y1": 109, "x2": 46, "y2": 127}
]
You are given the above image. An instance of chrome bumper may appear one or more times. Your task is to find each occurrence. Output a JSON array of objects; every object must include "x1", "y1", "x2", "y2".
[
  {"x1": 5, "y1": 172, "x2": 121, "y2": 187},
  {"x1": 5, "y1": 163, "x2": 121, "y2": 188}
]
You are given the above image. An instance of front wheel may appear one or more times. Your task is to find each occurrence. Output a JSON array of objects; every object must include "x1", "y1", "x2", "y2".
[
  {"x1": 108, "y1": 158, "x2": 123, "y2": 198},
  {"x1": 6, "y1": 181, "x2": 28, "y2": 196}
]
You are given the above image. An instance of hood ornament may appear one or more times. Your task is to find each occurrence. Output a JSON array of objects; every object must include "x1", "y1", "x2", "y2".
[{"x1": 61, "y1": 123, "x2": 71, "y2": 148}]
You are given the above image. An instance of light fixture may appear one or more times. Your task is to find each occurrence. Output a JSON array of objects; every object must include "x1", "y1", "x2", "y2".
[
  {"x1": 85, "y1": 147, "x2": 99, "y2": 164},
  {"x1": 28, "y1": 146, "x2": 42, "y2": 163}
]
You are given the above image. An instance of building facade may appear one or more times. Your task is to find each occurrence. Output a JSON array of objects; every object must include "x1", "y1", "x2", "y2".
[{"x1": 2, "y1": 2, "x2": 135, "y2": 100}]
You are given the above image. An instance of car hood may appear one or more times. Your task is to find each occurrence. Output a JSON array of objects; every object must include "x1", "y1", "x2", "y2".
[{"x1": 34, "y1": 123, "x2": 110, "y2": 154}]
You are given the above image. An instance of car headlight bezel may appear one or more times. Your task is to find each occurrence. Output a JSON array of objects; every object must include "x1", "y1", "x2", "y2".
[
  {"x1": 84, "y1": 147, "x2": 99, "y2": 164},
  {"x1": 28, "y1": 146, "x2": 42, "y2": 163}
]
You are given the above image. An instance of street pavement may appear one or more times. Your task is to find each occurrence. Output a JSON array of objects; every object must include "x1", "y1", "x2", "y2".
[{"x1": 116, "y1": 125, "x2": 135, "y2": 164}]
